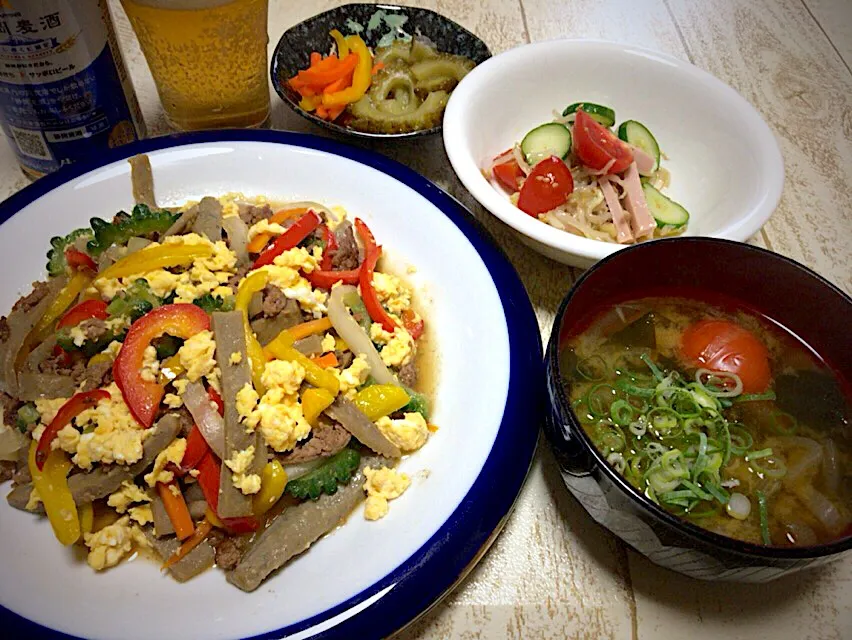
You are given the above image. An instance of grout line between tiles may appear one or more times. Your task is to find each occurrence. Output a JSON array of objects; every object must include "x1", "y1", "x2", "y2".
[
  {"x1": 662, "y1": 0, "x2": 696, "y2": 64},
  {"x1": 517, "y1": 0, "x2": 532, "y2": 44},
  {"x1": 800, "y1": 0, "x2": 852, "y2": 77}
]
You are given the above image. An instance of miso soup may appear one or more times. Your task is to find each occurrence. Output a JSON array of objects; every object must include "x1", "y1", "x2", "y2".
[{"x1": 560, "y1": 297, "x2": 852, "y2": 547}]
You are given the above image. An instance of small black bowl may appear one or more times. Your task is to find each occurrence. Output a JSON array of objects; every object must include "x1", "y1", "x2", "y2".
[
  {"x1": 543, "y1": 237, "x2": 852, "y2": 582},
  {"x1": 270, "y1": 3, "x2": 491, "y2": 139}
]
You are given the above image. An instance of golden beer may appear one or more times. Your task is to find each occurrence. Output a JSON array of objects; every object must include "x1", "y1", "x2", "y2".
[{"x1": 121, "y1": 0, "x2": 270, "y2": 130}]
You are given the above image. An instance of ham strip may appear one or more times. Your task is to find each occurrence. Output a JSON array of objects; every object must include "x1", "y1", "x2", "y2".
[
  {"x1": 629, "y1": 145, "x2": 657, "y2": 176},
  {"x1": 622, "y1": 162, "x2": 657, "y2": 239},
  {"x1": 599, "y1": 177, "x2": 634, "y2": 244}
]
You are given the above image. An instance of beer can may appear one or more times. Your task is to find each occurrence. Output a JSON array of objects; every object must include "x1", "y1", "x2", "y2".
[{"x1": 0, "y1": 0, "x2": 146, "y2": 179}]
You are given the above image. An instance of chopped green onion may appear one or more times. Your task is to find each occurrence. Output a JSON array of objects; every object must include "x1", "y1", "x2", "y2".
[
  {"x1": 587, "y1": 384, "x2": 617, "y2": 417},
  {"x1": 735, "y1": 390, "x2": 777, "y2": 403},
  {"x1": 704, "y1": 482, "x2": 730, "y2": 505},
  {"x1": 769, "y1": 410, "x2": 797, "y2": 435},
  {"x1": 756, "y1": 490, "x2": 771, "y2": 545},
  {"x1": 695, "y1": 369, "x2": 744, "y2": 398},
  {"x1": 745, "y1": 448, "x2": 773, "y2": 461},
  {"x1": 639, "y1": 353, "x2": 665, "y2": 382},
  {"x1": 610, "y1": 400, "x2": 634, "y2": 426},
  {"x1": 576, "y1": 355, "x2": 607, "y2": 381},
  {"x1": 615, "y1": 378, "x2": 656, "y2": 398}
]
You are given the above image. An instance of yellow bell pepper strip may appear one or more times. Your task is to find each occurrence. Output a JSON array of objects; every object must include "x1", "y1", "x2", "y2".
[
  {"x1": 322, "y1": 35, "x2": 372, "y2": 108},
  {"x1": 235, "y1": 270, "x2": 269, "y2": 395},
  {"x1": 264, "y1": 330, "x2": 340, "y2": 396},
  {"x1": 157, "y1": 481, "x2": 195, "y2": 541},
  {"x1": 252, "y1": 460, "x2": 288, "y2": 516},
  {"x1": 162, "y1": 518, "x2": 212, "y2": 570},
  {"x1": 330, "y1": 29, "x2": 349, "y2": 58},
  {"x1": 79, "y1": 502, "x2": 94, "y2": 534},
  {"x1": 157, "y1": 353, "x2": 185, "y2": 384},
  {"x1": 301, "y1": 387, "x2": 335, "y2": 426},
  {"x1": 286, "y1": 316, "x2": 333, "y2": 341},
  {"x1": 96, "y1": 243, "x2": 213, "y2": 281},
  {"x1": 36, "y1": 389, "x2": 111, "y2": 469},
  {"x1": 19, "y1": 272, "x2": 92, "y2": 369},
  {"x1": 252, "y1": 210, "x2": 322, "y2": 269},
  {"x1": 354, "y1": 384, "x2": 410, "y2": 421},
  {"x1": 114, "y1": 304, "x2": 210, "y2": 427},
  {"x1": 205, "y1": 506, "x2": 223, "y2": 528},
  {"x1": 27, "y1": 442, "x2": 80, "y2": 546}
]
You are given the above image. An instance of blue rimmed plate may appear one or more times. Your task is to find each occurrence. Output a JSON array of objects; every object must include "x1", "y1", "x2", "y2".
[{"x1": 0, "y1": 131, "x2": 542, "y2": 639}]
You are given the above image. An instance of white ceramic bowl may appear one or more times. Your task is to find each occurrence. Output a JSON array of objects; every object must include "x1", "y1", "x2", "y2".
[
  {"x1": 0, "y1": 132, "x2": 541, "y2": 639},
  {"x1": 443, "y1": 39, "x2": 785, "y2": 268}
]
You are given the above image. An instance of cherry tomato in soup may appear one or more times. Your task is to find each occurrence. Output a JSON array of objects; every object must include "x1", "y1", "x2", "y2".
[
  {"x1": 492, "y1": 158, "x2": 525, "y2": 192},
  {"x1": 681, "y1": 319, "x2": 771, "y2": 393},
  {"x1": 517, "y1": 156, "x2": 574, "y2": 216},
  {"x1": 573, "y1": 110, "x2": 634, "y2": 174}
]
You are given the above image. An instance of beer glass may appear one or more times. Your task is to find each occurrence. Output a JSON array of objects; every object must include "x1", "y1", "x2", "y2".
[{"x1": 120, "y1": 0, "x2": 270, "y2": 130}]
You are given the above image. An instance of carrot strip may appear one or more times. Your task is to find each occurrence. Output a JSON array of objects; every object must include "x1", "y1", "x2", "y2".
[
  {"x1": 315, "y1": 105, "x2": 329, "y2": 119},
  {"x1": 162, "y1": 519, "x2": 212, "y2": 570},
  {"x1": 157, "y1": 482, "x2": 194, "y2": 541},
  {"x1": 310, "y1": 52, "x2": 322, "y2": 66},
  {"x1": 326, "y1": 104, "x2": 346, "y2": 120},
  {"x1": 371, "y1": 62, "x2": 385, "y2": 75},
  {"x1": 323, "y1": 74, "x2": 352, "y2": 95},
  {"x1": 288, "y1": 317, "x2": 333, "y2": 341},
  {"x1": 311, "y1": 352, "x2": 338, "y2": 368}
]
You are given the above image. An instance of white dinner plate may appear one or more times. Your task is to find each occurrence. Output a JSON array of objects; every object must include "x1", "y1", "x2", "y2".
[{"x1": 0, "y1": 131, "x2": 542, "y2": 640}]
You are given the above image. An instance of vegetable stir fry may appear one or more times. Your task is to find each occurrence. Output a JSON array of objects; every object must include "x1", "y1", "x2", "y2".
[{"x1": 0, "y1": 155, "x2": 433, "y2": 591}]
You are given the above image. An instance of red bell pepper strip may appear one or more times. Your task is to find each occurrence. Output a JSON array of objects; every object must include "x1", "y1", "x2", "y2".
[
  {"x1": 207, "y1": 386, "x2": 224, "y2": 416},
  {"x1": 113, "y1": 304, "x2": 210, "y2": 428},
  {"x1": 319, "y1": 224, "x2": 338, "y2": 271},
  {"x1": 178, "y1": 425, "x2": 210, "y2": 475},
  {"x1": 35, "y1": 389, "x2": 110, "y2": 470},
  {"x1": 56, "y1": 299, "x2": 109, "y2": 330},
  {"x1": 304, "y1": 266, "x2": 361, "y2": 289},
  {"x1": 51, "y1": 344, "x2": 74, "y2": 365},
  {"x1": 252, "y1": 210, "x2": 322, "y2": 269},
  {"x1": 65, "y1": 247, "x2": 97, "y2": 273},
  {"x1": 402, "y1": 309, "x2": 424, "y2": 340},
  {"x1": 355, "y1": 218, "x2": 396, "y2": 332},
  {"x1": 195, "y1": 452, "x2": 259, "y2": 534}
]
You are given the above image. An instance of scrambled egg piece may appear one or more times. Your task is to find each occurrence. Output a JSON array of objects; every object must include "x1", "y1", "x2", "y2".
[
  {"x1": 261, "y1": 359, "x2": 305, "y2": 395},
  {"x1": 224, "y1": 445, "x2": 261, "y2": 495},
  {"x1": 73, "y1": 383, "x2": 150, "y2": 470},
  {"x1": 178, "y1": 330, "x2": 217, "y2": 382},
  {"x1": 172, "y1": 378, "x2": 189, "y2": 396},
  {"x1": 107, "y1": 480, "x2": 151, "y2": 513},
  {"x1": 163, "y1": 233, "x2": 236, "y2": 272},
  {"x1": 143, "y1": 437, "x2": 187, "y2": 487},
  {"x1": 371, "y1": 272, "x2": 412, "y2": 314},
  {"x1": 163, "y1": 393, "x2": 183, "y2": 409},
  {"x1": 103, "y1": 340, "x2": 123, "y2": 360},
  {"x1": 334, "y1": 354, "x2": 371, "y2": 397},
  {"x1": 217, "y1": 192, "x2": 242, "y2": 218},
  {"x1": 370, "y1": 323, "x2": 414, "y2": 367},
  {"x1": 254, "y1": 248, "x2": 327, "y2": 318},
  {"x1": 128, "y1": 505, "x2": 154, "y2": 526},
  {"x1": 34, "y1": 397, "x2": 69, "y2": 426},
  {"x1": 320, "y1": 333, "x2": 336, "y2": 353},
  {"x1": 229, "y1": 351, "x2": 242, "y2": 365},
  {"x1": 236, "y1": 383, "x2": 259, "y2": 423},
  {"x1": 52, "y1": 424, "x2": 80, "y2": 454},
  {"x1": 69, "y1": 325, "x2": 87, "y2": 347},
  {"x1": 139, "y1": 269, "x2": 181, "y2": 298},
  {"x1": 327, "y1": 206, "x2": 347, "y2": 231},
  {"x1": 84, "y1": 516, "x2": 149, "y2": 571},
  {"x1": 140, "y1": 345, "x2": 160, "y2": 383},
  {"x1": 206, "y1": 366, "x2": 222, "y2": 394},
  {"x1": 247, "y1": 218, "x2": 288, "y2": 241},
  {"x1": 363, "y1": 466, "x2": 410, "y2": 521},
  {"x1": 376, "y1": 412, "x2": 429, "y2": 452},
  {"x1": 244, "y1": 387, "x2": 311, "y2": 452}
]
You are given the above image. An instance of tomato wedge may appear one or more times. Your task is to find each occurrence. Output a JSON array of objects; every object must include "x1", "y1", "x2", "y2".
[
  {"x1": 681, "y1": 319, "x2": 771, "y2": 393},
  {"x1": 517, "y1": 156, "x2": 574, "y2": 216},
  {"x1": 492, "y1": 157, "x2": 524, "y2": 192},
  {"x1": 573, "y1": 110, "x2": 633, "y2": 174}
]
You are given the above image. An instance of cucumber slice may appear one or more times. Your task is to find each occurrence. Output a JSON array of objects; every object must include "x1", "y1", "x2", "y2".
[
  {"x1": 642, "y1": 183, "x2": 689, "y2": 227},
  {"x1": 561, "y1": 102, "x2": 616, "y2": 127},
  {"x1": 618, "y1": 120, "x2": 660, "y2": 171},
  {"x1": 520, "y1": 122, "x2": 572, "y2": 165}
]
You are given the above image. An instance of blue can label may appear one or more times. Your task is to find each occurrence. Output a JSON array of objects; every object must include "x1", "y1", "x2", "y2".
[{"x1": 0, "y1": 0, "x2": 144, "y2": 176}]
